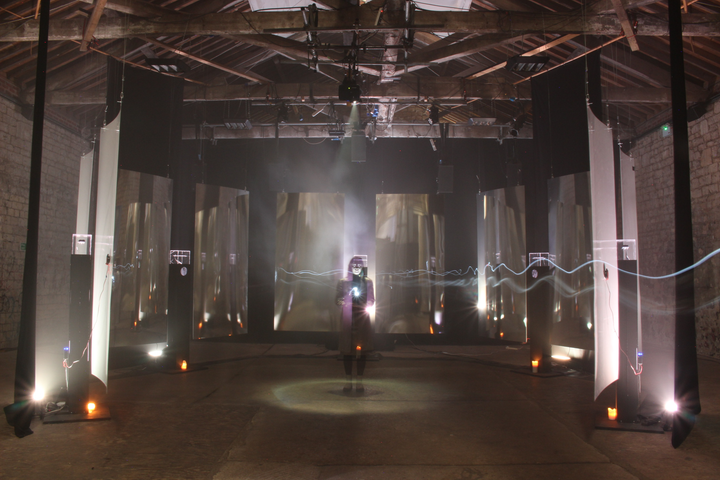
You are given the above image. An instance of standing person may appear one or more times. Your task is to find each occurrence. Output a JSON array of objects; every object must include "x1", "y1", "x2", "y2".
[{"x1": 336, "y1": 255, "x2": 374, "y2": 392}]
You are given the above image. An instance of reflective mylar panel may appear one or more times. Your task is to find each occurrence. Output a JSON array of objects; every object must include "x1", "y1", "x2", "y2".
[
  {"x1": 274, "y1": 193, "x2": 344, "y2": 331},
  {"x1": 547, "y1": 172, "x2": 595, "y2": 352},
  {"x1": 477, "y1": 186, "x2": 527, "y2": 343},
  {"x1": 375, "y1": 194, "x2": 444, "y2": 334},
  {"x1": 110, "y1": 169, "x2": 172, "y2": 348},
  {"x1": 194, "y1": 184, "x2": 249, "y2": 339}
]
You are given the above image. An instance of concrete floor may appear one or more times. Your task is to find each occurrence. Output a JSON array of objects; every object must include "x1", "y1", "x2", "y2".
[{"x1": 1, "y1": 344, "x2": 720, "y2": 480}]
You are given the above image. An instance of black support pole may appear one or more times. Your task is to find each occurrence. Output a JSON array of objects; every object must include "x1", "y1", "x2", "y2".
[
  {"x1": 7, "y1": 0, "x2": 50, "y2": 438},
  {"x1": 668, "y1": 0, "x2": 701, "y2": 448}
]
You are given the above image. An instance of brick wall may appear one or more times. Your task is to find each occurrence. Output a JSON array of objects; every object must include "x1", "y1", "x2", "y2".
[
  {"x1": 0, "y1": 93, "x2": 90, "y2": 360},
  {"x1": 630, "y1": 99, "x2": 720, "y2": 359}
]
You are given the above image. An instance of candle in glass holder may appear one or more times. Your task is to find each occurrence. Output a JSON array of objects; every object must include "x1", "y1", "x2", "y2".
[
  {"x1": 607, "y1": 407, "x2": 617, "y2": 421},
  {"x1": 531, "y1": 360, "x2": 539, "y2": 373}
]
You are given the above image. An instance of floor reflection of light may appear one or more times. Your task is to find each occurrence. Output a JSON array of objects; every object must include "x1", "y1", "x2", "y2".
[{"x1": 270, "y1": 379, "x2": 445, "y2": 415}]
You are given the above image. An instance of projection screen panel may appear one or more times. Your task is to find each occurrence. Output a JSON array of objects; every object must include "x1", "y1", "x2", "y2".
[
  {"x1": 193, "y1": 184, "x2": 249, "y2": 339},
  {"x1": 588, "y1": 107, "x2": 619, "y2": 400},
  {"x1": 375, "y1": 194, "x2": 445, "y2": 334},
  {"x1": 92, "y1": 113, "x2": 121, "y2": 388},
  {"x1": 275, "y1": 192, "x2": 345, "y2": 331},
  {"x1": 477, "y1": 186, "x2": 527, "y2": 343},
  {"x1": 110, "y1": 170, "x2": 173, "y2": 349},
  {"x1": 547, "y1": 172, "x2": 595, "y2": 355}
]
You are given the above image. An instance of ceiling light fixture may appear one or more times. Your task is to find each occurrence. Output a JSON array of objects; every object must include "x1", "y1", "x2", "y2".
[
  {"x1": 223, "y1": 119, "x2": 253, "y2": 130},
  {"x1": 339, "y1": 76, "x2": 362, "y2": 104},
  {"x1": 468, "y1": 118, "x2": 496, "y2": 126},
  {"x1": 145, "y1": 58, "x2": 190, "y2": 74},
  {"x1": 506, "y1": 55, "x2": 549, "y2": 73}
]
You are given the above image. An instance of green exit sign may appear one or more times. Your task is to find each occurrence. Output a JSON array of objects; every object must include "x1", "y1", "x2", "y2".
[{"x1": 21, "y1": 243, "x2": 26, "y2": 251}]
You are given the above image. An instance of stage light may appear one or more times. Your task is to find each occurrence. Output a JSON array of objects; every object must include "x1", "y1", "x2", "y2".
[
  {"x1": 587, "y1": 322, "x2": 593, "y2": 330},
  {"x1": 181, "y1": 360, "x2": 188, "y2": 371},
  {"x1": 339, "y1": 77, "x2": 362, "y2": 103},
  {"x1": 607, "y1": 407, "x2": 617, "y2": 420},
  {"x1": 531, "y1": 360, "x2": 539, "y2": 373},
  {"x1": 552, "y1": 355, "x2": 571, "y2": 361},
  {"x1": 32, "y1": 387, "x2": 45, "y2": 402},
  {"x1": 149, "y1": 350, "x2": 163, "y2": 357},
  {"x1": 665, "y1": 400, "x2": 678, "y2": 413},
  {"x1": 328, "y1": 129, "x2": 345, "y2": 140},
  {"x1": 428, "y1": 106, "x2": 439, "y2": 125},
  {"x1": 366, "y1": 305, "x2": 375, "y2": 315},
  {"x1": 87, "y1": 402, "x2": 96, "y2": 414}
]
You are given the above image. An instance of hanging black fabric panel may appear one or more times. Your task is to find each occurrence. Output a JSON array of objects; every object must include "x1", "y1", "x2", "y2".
[
  {"x1": 531, "y1": 52, "x2": 601, "y2": 179},
  {"x1": 106, "y1": 60, "x2": 185, "y2": 178}
]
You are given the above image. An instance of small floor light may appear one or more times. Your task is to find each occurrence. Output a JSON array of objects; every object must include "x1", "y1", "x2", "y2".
[
  {"x1": 32, "y1": 387, "x2": 45, "y2": 402},
  {"x1": 531, "y1": 360, "x2": 539, "y2": 373},
  {"x1": 607, "y1": 407, "x2": 617, "y2": 421},
  {"x1": 87, "y1": 402, "x2": 96, "y2": 414},
  {"x1": 181, "y1": 360, "x2": 188, "y2": 371}
]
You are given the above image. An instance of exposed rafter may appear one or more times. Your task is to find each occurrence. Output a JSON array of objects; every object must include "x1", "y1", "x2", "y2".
[
  {"x1": 80, "y1": 0, "x2": 108, "y2": 52},
  {"x1": 609, "y1": 0, "x2": 640, "y2": 51},
  {"x1": 3, "y1": 11, "x2": 720, "y2": 42},
  {"x1": 1, "y1": 0, "x2": 718, "y2": 141},
  {"x1": 139, "y1": 36, "x2": 272, "y2": 84},
  {"x1": 466, "y1": 34, "x2": 579, "y2": 80}
]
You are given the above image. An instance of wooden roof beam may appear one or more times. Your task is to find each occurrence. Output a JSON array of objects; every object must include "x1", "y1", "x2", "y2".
[
  {"x1": 80, "y1": 0, "x2": 109, "y2": 52},
  {"x1": 139, "y1": 36, "x2": 272, "y2": 84},
  {"x1": 466, "y1": 34, "x2": 578, "y2": 80},
  {"x1": 77, "y1": 0, "x2": 175, "y2": 18},
  {"x1": 4, "y1": 11, "x2": 720, "y2": 42},
  {"x1": 405, "y1": 33, "x2": 521, "y2": 65},
  {"x1": 227, "y1": 34, "x2": 381, "y2": 77},
  {"x1": 609, "y1": 0, "x2": 640, "y2": 51}
]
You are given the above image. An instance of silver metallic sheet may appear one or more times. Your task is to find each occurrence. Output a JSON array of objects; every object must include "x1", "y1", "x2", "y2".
[
  {"x1": 194, "y1": 184, "x2": 249, "y2": 339},
  {"x1": 477, "y1": 187, "x2": 527, "y2": 343},
  {"x1": 588, "y1": 108, "x2": 620, "y2": 400},
  {"x1": 547, "y1": 172, "x2": 595, "y2": 354},
  {"x1": 110, "y1": 169, "x2": 173, "y2": 349},
  {"x1": 274, "y1": 193, "x2": 345, "y2": 331},
  {"x1": 375, "y1": 194, "x2": 444, "y2": 334}
]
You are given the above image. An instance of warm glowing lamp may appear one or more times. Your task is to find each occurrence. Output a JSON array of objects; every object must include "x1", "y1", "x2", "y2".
[
  {"x1": 32, "y1": 387, "x2": 45, "y2": 402},
  {"x1": 87, "y1": 402, "x2": 96, "y2": 414},
  {"x1": 181, "y1": 360, "x2": 188, "y2": 370},
  {"x1": 356, "y1": 345, "x2": 361, "y2": 351},
  {"x1": 531, "y1": 360, "x2": 539, "y2": 373},
  {"x1": 607, "y1": 407, "x2": 617, "y2": 421}
]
